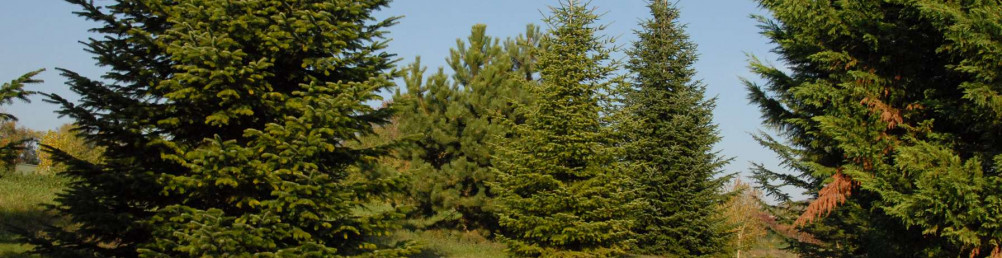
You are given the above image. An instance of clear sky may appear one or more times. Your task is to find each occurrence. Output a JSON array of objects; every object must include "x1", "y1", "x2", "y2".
[{"x1": 0, "y1": 0, "x2": 792, "y2": 193}]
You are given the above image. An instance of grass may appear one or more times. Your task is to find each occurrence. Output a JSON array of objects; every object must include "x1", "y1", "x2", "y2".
[
  {"x1": 390, "y1": 229, "x2": 798, "y2": 258},
  {"x1": 745, "y1": 231, "x2": 798, "y2": 258},
  {"x1": 0, "y1": 173, "x2": 66, "y2": 257},
  {"x1": 392, "y1": 229, "x2": 506, "y2": 258}
]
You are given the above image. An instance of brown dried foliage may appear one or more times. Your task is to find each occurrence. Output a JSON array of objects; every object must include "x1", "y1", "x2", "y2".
[
  {"x1": 861, "y1": 97, "x2": 903, "y2": 129},
  {"x1": 860, "y1": 95, "x2": 924, "y2": 131},
  {"x1": 969, "y1": 245, "x2": 1002, "y2": 258},
  {"x1": 795, "y1": 170, "x2": 857, "y2": 226}
]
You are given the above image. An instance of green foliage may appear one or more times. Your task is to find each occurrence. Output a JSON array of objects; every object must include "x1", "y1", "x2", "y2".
[
  {"x1": 17, "y1": 0, "x2": 1002, "y2": 256},
  {"x1": 748, "y1": 0, "x2": 1002, "y2": 256},
  {"x1": 491, "y1": 1, "x2": 637, "y2": 256},
  {"x1": 29, "y1": 1, "x2": 179, "y2": 256},
  {"x1": 621, "y1": 1, "x2": 730, "y2": 256},
  {"x1": 34, "y1": 0, "x2": 415, "y2": 256},
  {"x1": 0, "y1": 70, "x2": 42, "y2": 174},
  {"x1": 0, "y1": 70, "x2": 41, "y2": 122},
  {"x1": 394, "y1": 24, "x2": 539, "y2": 232}
]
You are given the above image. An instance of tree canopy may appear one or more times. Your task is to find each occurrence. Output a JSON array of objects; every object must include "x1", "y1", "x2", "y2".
[
  {"x1": 748, "y1": 0, "x2": 1002, "y2": 256},
  {"x1": 7, "y1": 0, "x2": 999, "y2": 257}
]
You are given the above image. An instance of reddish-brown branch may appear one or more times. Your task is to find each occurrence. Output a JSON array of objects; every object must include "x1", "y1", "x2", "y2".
[{"x1": 795, "y1": 170, "x2": 857, "y2": 226}]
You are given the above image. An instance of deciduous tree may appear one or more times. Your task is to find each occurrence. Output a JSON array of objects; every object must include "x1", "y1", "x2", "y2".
[
  {"x1": 722, "y1": 179, "x2": 767, "y2": 258},
  {"x1": 37, "y1": 123, "x2": 105, "y2": 174}
]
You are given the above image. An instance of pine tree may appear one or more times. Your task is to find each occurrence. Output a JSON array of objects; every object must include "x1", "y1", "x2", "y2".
[
  {"x1": 394, "y1": 24, "x2": 538, "y2": 231},
  {"x1": 492, "y1": 1, "x2": 636, "y2": 256},
  {"x1": 622, "y1": 1, "x2": 730, "y2": 255},
  {"x1": 33, "y1": 0, "x2": 414, "y2": 256},
  {"x1": 748, "y1": 0, "x2": 1002, "y2": 256}
]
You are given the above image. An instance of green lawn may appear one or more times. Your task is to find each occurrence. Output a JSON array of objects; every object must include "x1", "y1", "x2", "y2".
[
  {"x1": 747, "y1": 234, "x2": 798, "y2": 258},
  {"x1": 0, "y1": 174, "x2": 66, "y2": 257},
  {"x1": 392, "y1": 229, "x2": 506, "y2": 258},
  {"x1": 392, "y1": 229, "x2": 796, "y2": 258}
]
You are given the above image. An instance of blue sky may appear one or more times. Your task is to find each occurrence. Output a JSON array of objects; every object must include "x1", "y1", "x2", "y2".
[{"x1": 0, "y1": 0, "x2": 792, "y2": 193}]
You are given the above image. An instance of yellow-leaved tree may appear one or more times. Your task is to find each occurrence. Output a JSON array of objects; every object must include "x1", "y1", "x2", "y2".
[
  {"x1": 37, "y1": 123, "x2": 104, "y2": 174},
  {"x1": 723, "y1": 179, "x2": 768, "y2": 258}
]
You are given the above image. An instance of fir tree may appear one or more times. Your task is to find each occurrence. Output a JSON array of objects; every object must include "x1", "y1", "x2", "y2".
[
  {"x1": 394, "y1": 24, "x2": 538, "y2": 232},
  {"x1": 622, "y1": 1, "x2": 730, "y2": 256},
  {"x1": 34, "y1": 0, "x2": 414, "y2": 256},
  {"x1": 492, "y1": 1, "x2": 636, "y2": 256},
  {"x1": 748, "y1": 0, "x2": 1002, "y2": 256}
]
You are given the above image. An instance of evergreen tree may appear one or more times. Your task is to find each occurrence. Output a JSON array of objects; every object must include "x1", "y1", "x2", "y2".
[
  {"x1": 622, "y1": 1, "x2": 730, "y2": 255},
  {"x1": 29, "y1": 1, "x2": 178, "y2": 256},
  {"x1": 33, "y1": 0, "x2": 414, "y2": 256},
  {"x1": 394, "y1": 24, "x2": 538, "y2": 231},
  {"x1": 492, "y1": 1, "x2": 636, "y2": 256},
  {"x1": 748, "y1": 0, "x2": 1002, "y2": 256},
  {"x1": 0, "y1": 69, "x2": 42, "y2": 175}
]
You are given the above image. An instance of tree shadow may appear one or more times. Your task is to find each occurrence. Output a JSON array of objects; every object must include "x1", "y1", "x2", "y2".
[
  {"x1": 0, "y1": 250, "x2": 36, "y2": 258},
  {"x1": 0, "y1": 207, "x2": 61, "y2": 256}
]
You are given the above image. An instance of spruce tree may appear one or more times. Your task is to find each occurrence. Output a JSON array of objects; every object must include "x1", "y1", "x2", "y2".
[
  {"x1": 30, "y1": 1, "x2": 176, "y2": 255},
  {"x1": 34, "y1": 0, "x2": 413, "y2": 256},
  {"x1": 0, "y1": 69, "x2": 42, "y2": 175},
  {"x1": 394, "y1": 24, "x2": 538, "y2": 231},
  {"x1": 622, "y1": 1, "x2": 729, "y2": 255},
  {"x1": 748, "y1": 0, "x2": 1002, "y2": 256},
  {"x1": 492, "y1": 1, "x2": 636, "y2": 256}
]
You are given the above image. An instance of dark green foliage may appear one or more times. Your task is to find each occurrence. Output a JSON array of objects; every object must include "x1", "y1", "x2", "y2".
[
  {"x1": 0, "y1": 70, "x2": 42, "y2": 174},
  {"x1": 622, "y1": 1, "x2": 730, "y2": 256},
  {"x1": 30, "y1": 1, "x2": 175, "y2": 255},
  {"x1": 0, "y1": 70, "x2": 41, "y2": 123},
  {"x1": 34, "y1": 0, "x2": 414, "y2": 256},
  {"x1": 748, "y1": 0, "x2": 1002, "y2": 256},
  {"x1": 394, "y1": 24, "x2": 539, "y2": 231},
  {"x1": 491, "y1": 1, "x2": 637, "y2": 256}
]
